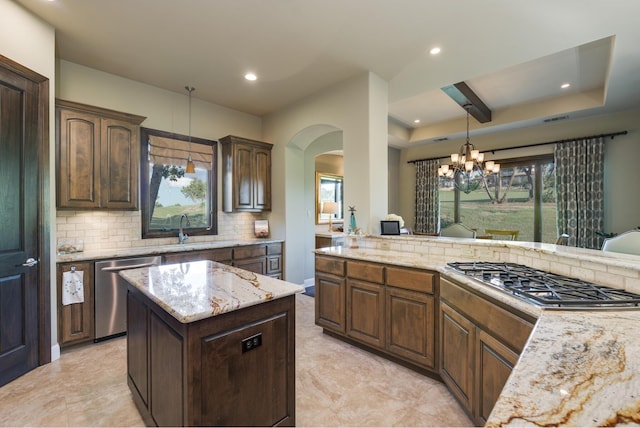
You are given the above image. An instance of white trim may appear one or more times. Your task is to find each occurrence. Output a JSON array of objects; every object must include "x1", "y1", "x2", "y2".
[
  {"x1": 303, "y1": 278, "x2": 315, "y2": 288},
  {"x1": 51, "y1": 343, "x2": 61, "y2": 362}
]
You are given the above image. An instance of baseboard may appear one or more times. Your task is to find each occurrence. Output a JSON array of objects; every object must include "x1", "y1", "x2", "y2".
[
  {"x1": 303, "y1": 278, "x2": 314, "y2": 288},
  {"x1": 51, "y1": 343, "x2": 61, "y2": 362}
]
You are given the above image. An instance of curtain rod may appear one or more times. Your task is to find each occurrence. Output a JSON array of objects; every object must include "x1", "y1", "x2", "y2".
[{"x1": 407, "y1": 130, "x2": 628, "y2": 164}]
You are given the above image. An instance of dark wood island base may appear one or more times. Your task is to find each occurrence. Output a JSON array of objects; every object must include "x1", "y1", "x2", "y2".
[{"x1": 126, "y1": 284, "x2": 296, "y2": 427}]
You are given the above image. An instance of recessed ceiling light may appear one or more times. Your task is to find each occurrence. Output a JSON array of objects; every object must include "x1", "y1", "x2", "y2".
[
  {"x1": 414, "y1": 119, "x2": 421, "y2": 124},
  {"x1": 429, "y1": 47, "x2": 441, "y2": 55},
  {"x1": 561, "y1": 82, "x2": 570, "y2": 89},
  {"x1": 244, "y1": 72, "x2": 257, "y2": 81}
]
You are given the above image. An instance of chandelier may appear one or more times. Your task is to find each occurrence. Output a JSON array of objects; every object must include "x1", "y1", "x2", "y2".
[{"x1": 437, "y1": 104, "x2": 500, "y2": 194}]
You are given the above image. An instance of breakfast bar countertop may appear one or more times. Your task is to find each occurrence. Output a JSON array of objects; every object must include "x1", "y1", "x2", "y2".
[
  {"x1": 119, "y1": 260, "x2": 304, "y2": 323},
  {"x1": 314, "y1": 245, "x2": 640, "y2": 427}
]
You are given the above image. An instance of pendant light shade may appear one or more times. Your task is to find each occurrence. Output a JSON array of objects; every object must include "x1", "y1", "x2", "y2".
[
  {"x1": 185, "y1": 85, "x2": 196, "y2": 174},
  {"x1": 437, "y1": 103, "x2": 500, "y2": 194}
]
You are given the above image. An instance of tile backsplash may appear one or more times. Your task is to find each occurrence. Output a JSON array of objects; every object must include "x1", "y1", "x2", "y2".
[{"x1": 56, "y1": 210, "x2": 267, "y2": 252}]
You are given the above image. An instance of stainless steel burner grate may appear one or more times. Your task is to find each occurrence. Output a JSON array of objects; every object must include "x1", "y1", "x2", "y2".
[{"x1": 447, "y1": 261, "x2": 640, "y2": 309}]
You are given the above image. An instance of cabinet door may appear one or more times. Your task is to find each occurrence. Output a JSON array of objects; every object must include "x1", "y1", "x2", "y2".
[
  {"x1": 315, "y1": 272, "x2": 346, "y2": 333},
  {"x1": 100, "y1": 118, "x2": 139, "y2": 209},
  {"x1": 57, "y1": 109, "x2": 101, "y2": 209},
  {"x1": 233, "y1": 143, "x2": 254, "y2": 210},
  {"x1": 200, "y1": 312, "x2": 289, "y2": 426},
  {"x1": 347, "y1": 279, "x2": 385, "y2": 348},
  {"x1": 127, "y1": 289, "x2": 148, "y2": 406},
  {"x1": 475, "y1": 329, "x2": 518, "y2": 425},
  {"x1": 234, "y1": 256, "x2": 267, "y2": 275},
  {"x1": 253, "y1": 146, "x2": 271, "y2": 210},
  {"x1": 439, "y1": 301, "x2": 475, "y2": 413},
  {"x1": 386, "y1": 287, "x2": 435, "y2": 368},
  {"x1": 57, "y1": 262, "x2": 94, "y2": 346}
]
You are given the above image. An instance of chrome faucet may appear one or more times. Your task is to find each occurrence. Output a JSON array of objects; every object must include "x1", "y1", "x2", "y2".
[{"x1": 178, "y1": 214, "x2": 190, "y2": 244}]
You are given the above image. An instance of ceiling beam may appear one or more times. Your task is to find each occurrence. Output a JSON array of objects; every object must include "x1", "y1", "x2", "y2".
[{"x1": 441, "y1": 81, "x2": 492, "y2": 123}]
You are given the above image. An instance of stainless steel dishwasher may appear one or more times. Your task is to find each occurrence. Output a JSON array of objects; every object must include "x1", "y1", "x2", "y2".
[{"x1": 94, "y1": 256, "x2": 162, "y2": 341}]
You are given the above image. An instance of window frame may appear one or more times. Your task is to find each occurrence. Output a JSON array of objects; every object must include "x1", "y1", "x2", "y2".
[
  {"x1": 140, "y1": 127, "x2": 218, "y2": 239},
  {"x1": 444, "y1": 154, "x2": 554, "y2": 242}
]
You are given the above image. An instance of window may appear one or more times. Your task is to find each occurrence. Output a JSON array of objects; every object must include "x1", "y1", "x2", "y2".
[
  {"x1": 439, "y1": 155, "x2": 556, "y2": 242},
  {"x1": 140, "y1": 127, "x2": 218, "y2": 239},
  {"x1": 316, "y1": 172, "x2": 344, "y2": 224}
]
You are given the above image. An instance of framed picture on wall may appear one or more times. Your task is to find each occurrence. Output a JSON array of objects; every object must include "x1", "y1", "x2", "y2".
[{"x1": 254, "y1": 220, "x2": 269, "y2": 238}]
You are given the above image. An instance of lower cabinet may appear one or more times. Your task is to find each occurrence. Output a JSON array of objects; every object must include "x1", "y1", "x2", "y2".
[
  {"x1": 162, "y1": 248, "x2": 232, "y2": 265},
  {"x1": 57, "y1": 261, "x2": 94, "y2": 347},
  {"x1": 315, "y1": 256, "x2": 346, "y2": 333},
  {"x1": 127, "y1": 285, "x2": 296, "y2": 427},
  {"x1": 315, "y1": 255, "x2": 437, "y2": 372},
  {"x1": 439, "y1": 277, "x2": 535, "y2": 425},
  {"x1": 161, "y1": 242, "x2": 283, "y2": 279}
]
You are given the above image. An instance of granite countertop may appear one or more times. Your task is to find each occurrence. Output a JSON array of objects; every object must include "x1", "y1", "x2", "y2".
[
  {"x1": 314, "y1": 245, "x2": 640, "y2": 426},
  {"x1": 56, "y1": 239, "x2": 284, "y2": 263},
  {"x1": 119, "y1": 260, "x2": 304, "y2": 324}
]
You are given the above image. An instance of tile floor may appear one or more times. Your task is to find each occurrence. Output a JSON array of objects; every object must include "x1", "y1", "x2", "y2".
[{"x1": 0, "y1": 294, "x2": 472, "y2": 427}]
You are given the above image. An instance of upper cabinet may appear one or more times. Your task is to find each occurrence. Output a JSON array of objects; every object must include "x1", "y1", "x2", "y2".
[
  {"x1": 220, "y1": 135, "x2": 272, "y2": 212},
  {"x1": 56, "y1": 100, "x2": 146, "y2": 210}
]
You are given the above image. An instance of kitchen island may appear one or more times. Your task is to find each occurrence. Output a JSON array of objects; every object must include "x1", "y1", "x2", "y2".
[
  {"x1": 120, "y1": 260, "x2": 303, "y2": 427},
  {"x1": 314, "y1": 239, "x2": 640, "y2": 427}
]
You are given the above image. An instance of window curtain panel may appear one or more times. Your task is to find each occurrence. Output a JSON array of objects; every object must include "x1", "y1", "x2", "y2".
[
  {"x1": 414, "y1": 159, "x2": 440, "y2": 234},
  {"x1": 554, "y1": 137, "x2": 605, "y2": 249}
]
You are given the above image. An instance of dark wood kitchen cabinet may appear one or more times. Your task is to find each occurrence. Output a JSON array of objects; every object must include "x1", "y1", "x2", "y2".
[
  {"x1": 162, "y1": 248, "x2": 233, "y2": 265},
  {"x1": 346, "y1": 261, "x2": 385, "y2": 348},
  {"x1": 220, "y1": 135, "x2": 272, "y2": 212},
  {"x1": 386, "y1": 269, "x2": 436, "y2": 369},
  {"x1": 315, "y1": 256, "x2": 346, "y2": 333},
  {"x1": 57, "y1": 261, "x2": 94, "y2": 347},
  {"x1": 126, "y1": 284, "x2": 296, "y2": 426},
  {"x1": 56, "y1": 99, "x2": 145, "y2": 210},
  {"x1": 315, "y1": 255, "x2": 438, "y2": 372},
  {"x1": 161, "y1": 242, "x2": 283, "y2": 278},
  {"x1": 439, "y1": 276, "x2": 535, "y2": 425}
]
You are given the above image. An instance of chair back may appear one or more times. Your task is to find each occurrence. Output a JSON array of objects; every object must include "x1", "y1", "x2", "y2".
[
  {"x1": 485, "y1": 229, "x2": 519, "y2": 241},
  {"x1": 440, "y1": 223, "x2": 476, "y2": 238},
  {"x1": 601, "y1": 230, "x2": 640, "y2": 256}
]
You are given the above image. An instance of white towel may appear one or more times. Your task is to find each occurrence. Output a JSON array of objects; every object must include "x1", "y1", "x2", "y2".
[{"x1": 62, "y1": 270, "x2": 85, "y2": 305}]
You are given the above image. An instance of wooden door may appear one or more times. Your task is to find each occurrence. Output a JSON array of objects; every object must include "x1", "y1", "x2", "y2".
[
  {"x1": 0, "y1": 59, "x2": 43, "y2": 386},
  {"x1": 57, "y1": 108, "x2": 101, "y2": 208},
  {"x1": 253, "y1": 146, "x2": 271, "y2": 210},
  {"x1": 100, "y1": 118, "x2": 139, "y2": 209},
  {"x1": 475, "y1": 329, "x2": 518, "y2": 425},
  {"x1": 315, "y1": 272, "x2": 346, "y2": 333},
  {"x1": 347, "y1": 279, "x2": 385, "y2": 347},
  {"x1": 386, "y1": 287, "x2": 435, "y2": 368},
  {"x1": 439, "y1": 301, "x2": 475, "y2": 414},
  {"x1": 233, "y1": 143, "x2": 254, "y2": 210},
  {"x1": 57, "y1": 262, "x2": 94, "y2": 346}
]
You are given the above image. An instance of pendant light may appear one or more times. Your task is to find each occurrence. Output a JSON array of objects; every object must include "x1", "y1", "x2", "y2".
[
  {"x1": 185, "y1": 85, "x2": 196, "y2": 174},
  {"x1": 437, "y1": 103, "x2": 499, "y2": 194}
]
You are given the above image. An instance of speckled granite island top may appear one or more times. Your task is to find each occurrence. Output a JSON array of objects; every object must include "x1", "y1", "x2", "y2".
[
  {"x1": 315, "y1": 245, "x2": 640, "y2": 427},
  {"x1": 119, "y1": 260, "x2": 304, "y2": 323}
]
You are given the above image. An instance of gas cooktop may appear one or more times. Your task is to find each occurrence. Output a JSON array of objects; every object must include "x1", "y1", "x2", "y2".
[{"x1": 447, "y1": 261, "x2": 640, "y2": 309}]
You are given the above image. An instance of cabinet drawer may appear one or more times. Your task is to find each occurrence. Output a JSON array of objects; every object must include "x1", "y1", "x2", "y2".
[
  {"x1": 440, "y1": 278, "x2": 534, "y2": 353},
  {"x1": 315, "y1": 256, "x2": 345, "y2": 276},
  {"x1": 266, "y1": 242, "x2": 282, "y2": 255},
  {"x1": 234, "y1": 245, "x2": 266, "y2": 259},
  {"x1": 347, "y1": 261, "x2": 384, "y2": 284},
  {"x1": 386, "y1": 267, "x2": 434, "y2": 294}
]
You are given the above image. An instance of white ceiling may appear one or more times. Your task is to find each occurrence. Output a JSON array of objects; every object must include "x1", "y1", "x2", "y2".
[{"x1": 16, "y1": 0, "x2": 640, "y2": 148}]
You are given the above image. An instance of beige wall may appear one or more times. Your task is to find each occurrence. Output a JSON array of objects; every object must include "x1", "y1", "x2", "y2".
[{"x1": 398, "y1": 109, "x2": 640, "y2": 235}]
